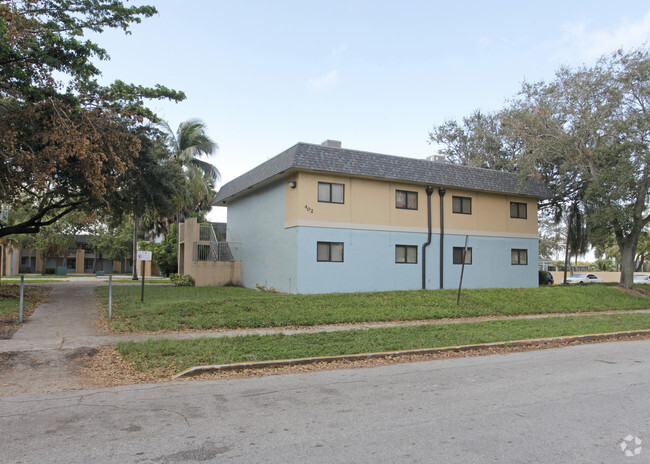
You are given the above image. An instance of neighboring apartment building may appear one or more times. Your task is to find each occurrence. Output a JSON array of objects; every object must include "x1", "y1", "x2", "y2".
[
  {"x1": 1, "y1": 235, "x2": 135, "y2": 276},
  {"x1": 212, "y1": 141, "x2": 550, "y2": 294}
]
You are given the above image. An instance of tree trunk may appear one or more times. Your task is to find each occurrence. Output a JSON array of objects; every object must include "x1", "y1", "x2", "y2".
[
  {"x1": 132, "y1": 213, "x2": 139, "y2": 280},
  {"x1": 562, "y1": 228, "x2": 571, "y2": 284},
  {"x1": 176, "y1": 206, "x2": 181, "y2": 275},
  {"x1": 619, "y1": 241, "x2": 637, "y2": 289},
  {"x1": 635, "y1": 253, "x2": 645, "y2": 272}
]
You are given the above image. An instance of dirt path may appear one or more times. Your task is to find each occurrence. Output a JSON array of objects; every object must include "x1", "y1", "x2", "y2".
[{"x1": 0, "y1": 349, "x2": 99, "y2": 395}]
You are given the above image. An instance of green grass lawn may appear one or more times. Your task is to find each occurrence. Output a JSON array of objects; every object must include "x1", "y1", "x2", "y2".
[
  {"x1": 118, "y1": 312, "x2": 650, "y2": 374},
  {"x1": 95, "y1": 284, "x2": 650, "y2": 333}
]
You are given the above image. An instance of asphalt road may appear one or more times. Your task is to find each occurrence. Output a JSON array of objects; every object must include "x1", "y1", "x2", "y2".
[{"x1": 2, "y1": 339, "x2": 650, "y2": 464}]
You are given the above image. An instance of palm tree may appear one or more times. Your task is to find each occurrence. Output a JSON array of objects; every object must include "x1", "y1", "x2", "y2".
[
  {"x1": 562, "y1": 201, "x2": 589, "y2": 284},
  {"x1": 162, "y1": 118, "x2": 219, "y2": 184},
  {"x1": 161, "y1": 119, "x2": 219, "y2": 225}
]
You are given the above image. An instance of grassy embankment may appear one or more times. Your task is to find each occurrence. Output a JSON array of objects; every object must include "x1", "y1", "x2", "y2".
[{"x1": 94, "y1": 284, "x2": 650, "y2": 375}]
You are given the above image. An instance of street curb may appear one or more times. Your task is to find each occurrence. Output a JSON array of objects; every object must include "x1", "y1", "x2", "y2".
[{"x1": 172, "y1": 328, "x2": 650, "y2": 379}]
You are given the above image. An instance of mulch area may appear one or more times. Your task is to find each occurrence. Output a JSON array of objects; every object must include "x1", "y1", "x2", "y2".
[{"x1": 76, "y1": 332, "x2": 650, "y2": 389}]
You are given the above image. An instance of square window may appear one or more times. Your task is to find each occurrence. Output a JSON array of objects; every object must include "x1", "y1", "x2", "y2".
[
  {"x1": 396, "y1": 190, "x2": 418, "y2": 210},
  {"x1": 452, "y1": 196, "x2": 472, "y2": 214},
  {"x1": 395, "y1": 245, "x2": 418, "y2": 264},
  {"x1": 318, "y1": 182, "x2": 344, "y2": 204},
  {"x1": 510, "y1": 202, "x2": 527, "y2": 219},
  {"x1": 453, "y1": 247, "x2": 472, "y2": 265},
  {"x1": 511, "y1": 249, "x2": 528, "y2": 265},
  {"x1": 317, "y1": 242, "x2": 344, "y2": 262}
]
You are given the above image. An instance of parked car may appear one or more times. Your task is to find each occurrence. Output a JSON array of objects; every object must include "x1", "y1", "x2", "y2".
[
  {"x1": 633, "y1": 274, "x2": 650, "y2": 284},
  {"x1": 565, "y1": 273, "x2": 603, "y2": 284}
]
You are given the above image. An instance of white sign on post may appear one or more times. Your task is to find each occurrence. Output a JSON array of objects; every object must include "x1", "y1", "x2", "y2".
[{"x1": 137, "y1": 250, "x2": 152, "y2": 261}]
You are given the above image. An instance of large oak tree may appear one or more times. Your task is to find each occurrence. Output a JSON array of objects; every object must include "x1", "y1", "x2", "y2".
[
  {"x1": 431, "y1": 47, "x2": 650, "y2": 288},
  {"x1": 0, "y1": 0, "x2": 185, "y2": 238}
]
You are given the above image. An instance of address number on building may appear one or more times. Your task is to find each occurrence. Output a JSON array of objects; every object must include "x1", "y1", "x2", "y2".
[{"x1": 137, "y1": 251, "x2": 152, "y2": 261}]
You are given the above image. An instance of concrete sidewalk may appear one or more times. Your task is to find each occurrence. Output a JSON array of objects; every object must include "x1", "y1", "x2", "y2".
[{"x1": 1, "y1": 280, "x2": 108, "y2": 352}]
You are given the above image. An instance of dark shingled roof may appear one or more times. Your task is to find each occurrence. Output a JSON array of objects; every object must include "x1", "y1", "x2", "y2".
[{"x1": 214, "y1": 143, "x2": 551, "y2": 204}]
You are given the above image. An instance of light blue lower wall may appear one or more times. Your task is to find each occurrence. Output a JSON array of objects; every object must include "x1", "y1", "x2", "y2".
[
  {"x1": 296, "y1": 228, "x2": 426, "y2": 293},
  {"x1": 441, "y1": 234, "x2": 538, "y2": 289},
  {"x1": 295, "y1": 227, "x2": 538, "y2": 294},
  {"x1": 227, "y1": 181, "x2": 298, "y2": 293}
]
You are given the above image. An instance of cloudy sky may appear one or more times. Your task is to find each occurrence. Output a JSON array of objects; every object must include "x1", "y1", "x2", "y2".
[{"x1": 91, "y1": 0, "x2": 650, "y2": 220}]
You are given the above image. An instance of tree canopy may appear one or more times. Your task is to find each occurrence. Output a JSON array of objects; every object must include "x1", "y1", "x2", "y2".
[
  {"x1": 0, "y1": 0, "x2": 185, "y2": 239},
  {"x1": 431, "y1": 46, "x2": 650, "y2": 288}
]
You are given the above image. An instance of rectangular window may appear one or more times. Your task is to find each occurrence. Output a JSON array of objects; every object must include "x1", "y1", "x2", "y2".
[
  {"x1": 395, "y1": 190, "x2": 418, "y2": 210},
  {"x1": 511, "y1": 249, "x2": 528, "y2": 265},
  {"x1": 452, "y1": 196, "x2": 472, "y2": 214},
  {"x1": 510, "y1": 202, "x2": 527, "y2": 219},
  {"x1": 395, "y1": 245, "x2": 418, "y2": 264},
  {"x1": 318, "y1": 182, "x2": 344, "y2": 204},
  {"x1": 317, "y1": 242, "x2": 344, "y2": 262},
  {"x1": 453, "y1": 247, "x2": 472, "y2": 265}
]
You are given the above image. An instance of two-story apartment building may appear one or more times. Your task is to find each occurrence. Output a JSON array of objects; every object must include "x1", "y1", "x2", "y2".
[{"x1": 213, "y1": 141, "x2": 550, "y2": 294}]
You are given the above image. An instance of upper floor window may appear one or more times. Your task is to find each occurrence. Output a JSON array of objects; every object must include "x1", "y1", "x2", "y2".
[
  {"x1": 510, "y1": 202, "x2": 527, "y2": 219},
  {"x1": 452, "y1": 196, "x2": 472, "y2": 214},
  {"x1": 395, "y1": 245, "x2": 418, "y2": 264},
  {"x1": 453, "y1": 247, "x2": 472, "y2": 265},
  {"x1": 317, "y1": 242, "x2": 344, "y2": 262},
  {"x1": 318, "y1": 182, "x2": 344, "y2": 204},
  {"x1": 511, "y1": 249, "x2": 528, "y2": 265},
  {"x1": 396, "y1": 190, "x2": 418, "y2": 210}
]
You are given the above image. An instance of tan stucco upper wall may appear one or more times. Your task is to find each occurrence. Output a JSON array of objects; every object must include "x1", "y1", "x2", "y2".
[
  {"x1": 285, "y1": 172, "x2": 539, "y2": 236},
  {"x1": 444, "y1": 188, "x2": 538, "y2": 236}
]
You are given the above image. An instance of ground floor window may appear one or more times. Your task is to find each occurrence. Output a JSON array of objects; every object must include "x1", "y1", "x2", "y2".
[
  {"x1": 395, "y1": 245, "x2": 417, "y2": 263},
  {"x1": 453, "y1": 247, "x2": 472, "y2": 265},
  {"x1": 317, "y1": 242, "x2": 344, "y2": 262},
  {"x1": 511, "y1": 249, "x2": 528, "y2": 265},
  {"x1": 66, "y1": 259, "x2": 76, "y2": 270}
]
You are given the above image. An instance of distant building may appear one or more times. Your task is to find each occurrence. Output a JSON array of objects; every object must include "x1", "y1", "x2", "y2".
[{"x1": 1, "y1": 235, "x2": 155, "y2": 276}]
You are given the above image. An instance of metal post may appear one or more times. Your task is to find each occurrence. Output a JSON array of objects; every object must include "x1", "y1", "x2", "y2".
[
  {"x1": 141, "y1": 268, "x2": 145, "y2": 302},
  {"x1": 109, "y1": 275, "x2": 113, "y2": 321},
  {"x1": 19, "y1": 274, "x2": 24, "y2": 323},
  {"x1": 457, "y1": 235, "x2": 469, "y2": 305}
]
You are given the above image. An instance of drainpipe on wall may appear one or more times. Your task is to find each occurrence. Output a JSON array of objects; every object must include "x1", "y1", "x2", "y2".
[
  {"x1": 438, "y1": 187, "x2": 446, "y2": 289},
  {"x1": 421, "y1": 186, "x2": 434, "y2": 289}
]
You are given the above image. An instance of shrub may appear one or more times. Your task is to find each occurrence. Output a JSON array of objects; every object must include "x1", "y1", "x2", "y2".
[
  {"x1": 169, "y1": 273, "x2": 195, "y2": 287},
  {"x1": 538, "y1": 270, "x2": 550, "y2": 285},
  {"x1": 44, "y1": 267, "x2": 55, "y2": 275},
  {"x1": 255, "y1": 282, "x2": 277, "y2": 293}
]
